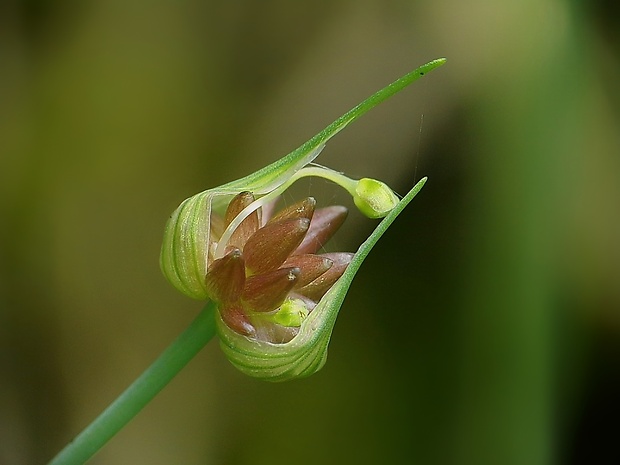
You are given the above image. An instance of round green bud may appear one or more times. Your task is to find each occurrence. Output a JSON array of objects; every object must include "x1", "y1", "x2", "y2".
[{"x1": 353, "y1": 178, "x2": 400, "y2": 219}]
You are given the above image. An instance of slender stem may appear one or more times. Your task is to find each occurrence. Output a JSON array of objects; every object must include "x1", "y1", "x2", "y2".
[
  {"x1": 294, "y1": 166, "x2": 359, "y2": 194},
  {"x1": 48, "y1": 301, "x2": 218, "y2": 465}
]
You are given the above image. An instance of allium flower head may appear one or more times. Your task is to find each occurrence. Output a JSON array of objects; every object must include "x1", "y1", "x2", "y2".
[
  {"x1": 205, "y1": 191, "x2": 351, "y2": 344},
  {"x1": 160, "y1": 58, "x2": 445, "y2": 380}
]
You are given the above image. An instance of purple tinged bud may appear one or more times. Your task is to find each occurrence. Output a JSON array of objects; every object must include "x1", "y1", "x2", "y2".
[
  {"x1": 243, "y1": 218, "x2": 310, "y2": 275},
  {"x1": 220, "y1": 304, "x2": 256, "y2": 337},
  {"x1": 224, "y1": 191, "x2": 260, "y2": 250},
  {"x1": 224, "y1": 191, "x2": 254, "y2": 224},
  {"x1": 282, "y1": 254, "x2": 334, "y2": 288},
  {"x1": 294, "y1": 206, "x2": 348, "y2": 255},
  {"x1": 296, "y1": 252, "x2": 354, "y2": 301},
  {"x1": 205, "y1": 248, "x2": 245, "y2": 304},
  {"x1": 241, "y1": 267, "x2": 300, "y2": 313},
  {"x1": 268, "y1": 197, "x2": 316, "y2": 223}
]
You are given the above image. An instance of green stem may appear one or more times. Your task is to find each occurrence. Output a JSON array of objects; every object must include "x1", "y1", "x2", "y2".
[{"x1": 47, "y1": 301, "x2": 218, "y2": 465}]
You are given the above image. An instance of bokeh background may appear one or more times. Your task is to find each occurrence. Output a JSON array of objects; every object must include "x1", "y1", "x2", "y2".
[{"x1": 1, "y1": 1, "x2": 619, "y2": 464}]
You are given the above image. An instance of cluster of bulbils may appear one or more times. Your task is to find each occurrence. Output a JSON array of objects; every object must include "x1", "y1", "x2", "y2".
[
  {"x1": 159, "y1": 165, "x2": 422, "y2": 379},
  {"x1": 205, "y1": 191, "x2": 352, "y2": 344}
]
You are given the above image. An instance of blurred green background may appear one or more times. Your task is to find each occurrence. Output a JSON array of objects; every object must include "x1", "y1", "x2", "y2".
[{"x1": 1, "y1": 1, "x2": 619, "y2": 464}]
